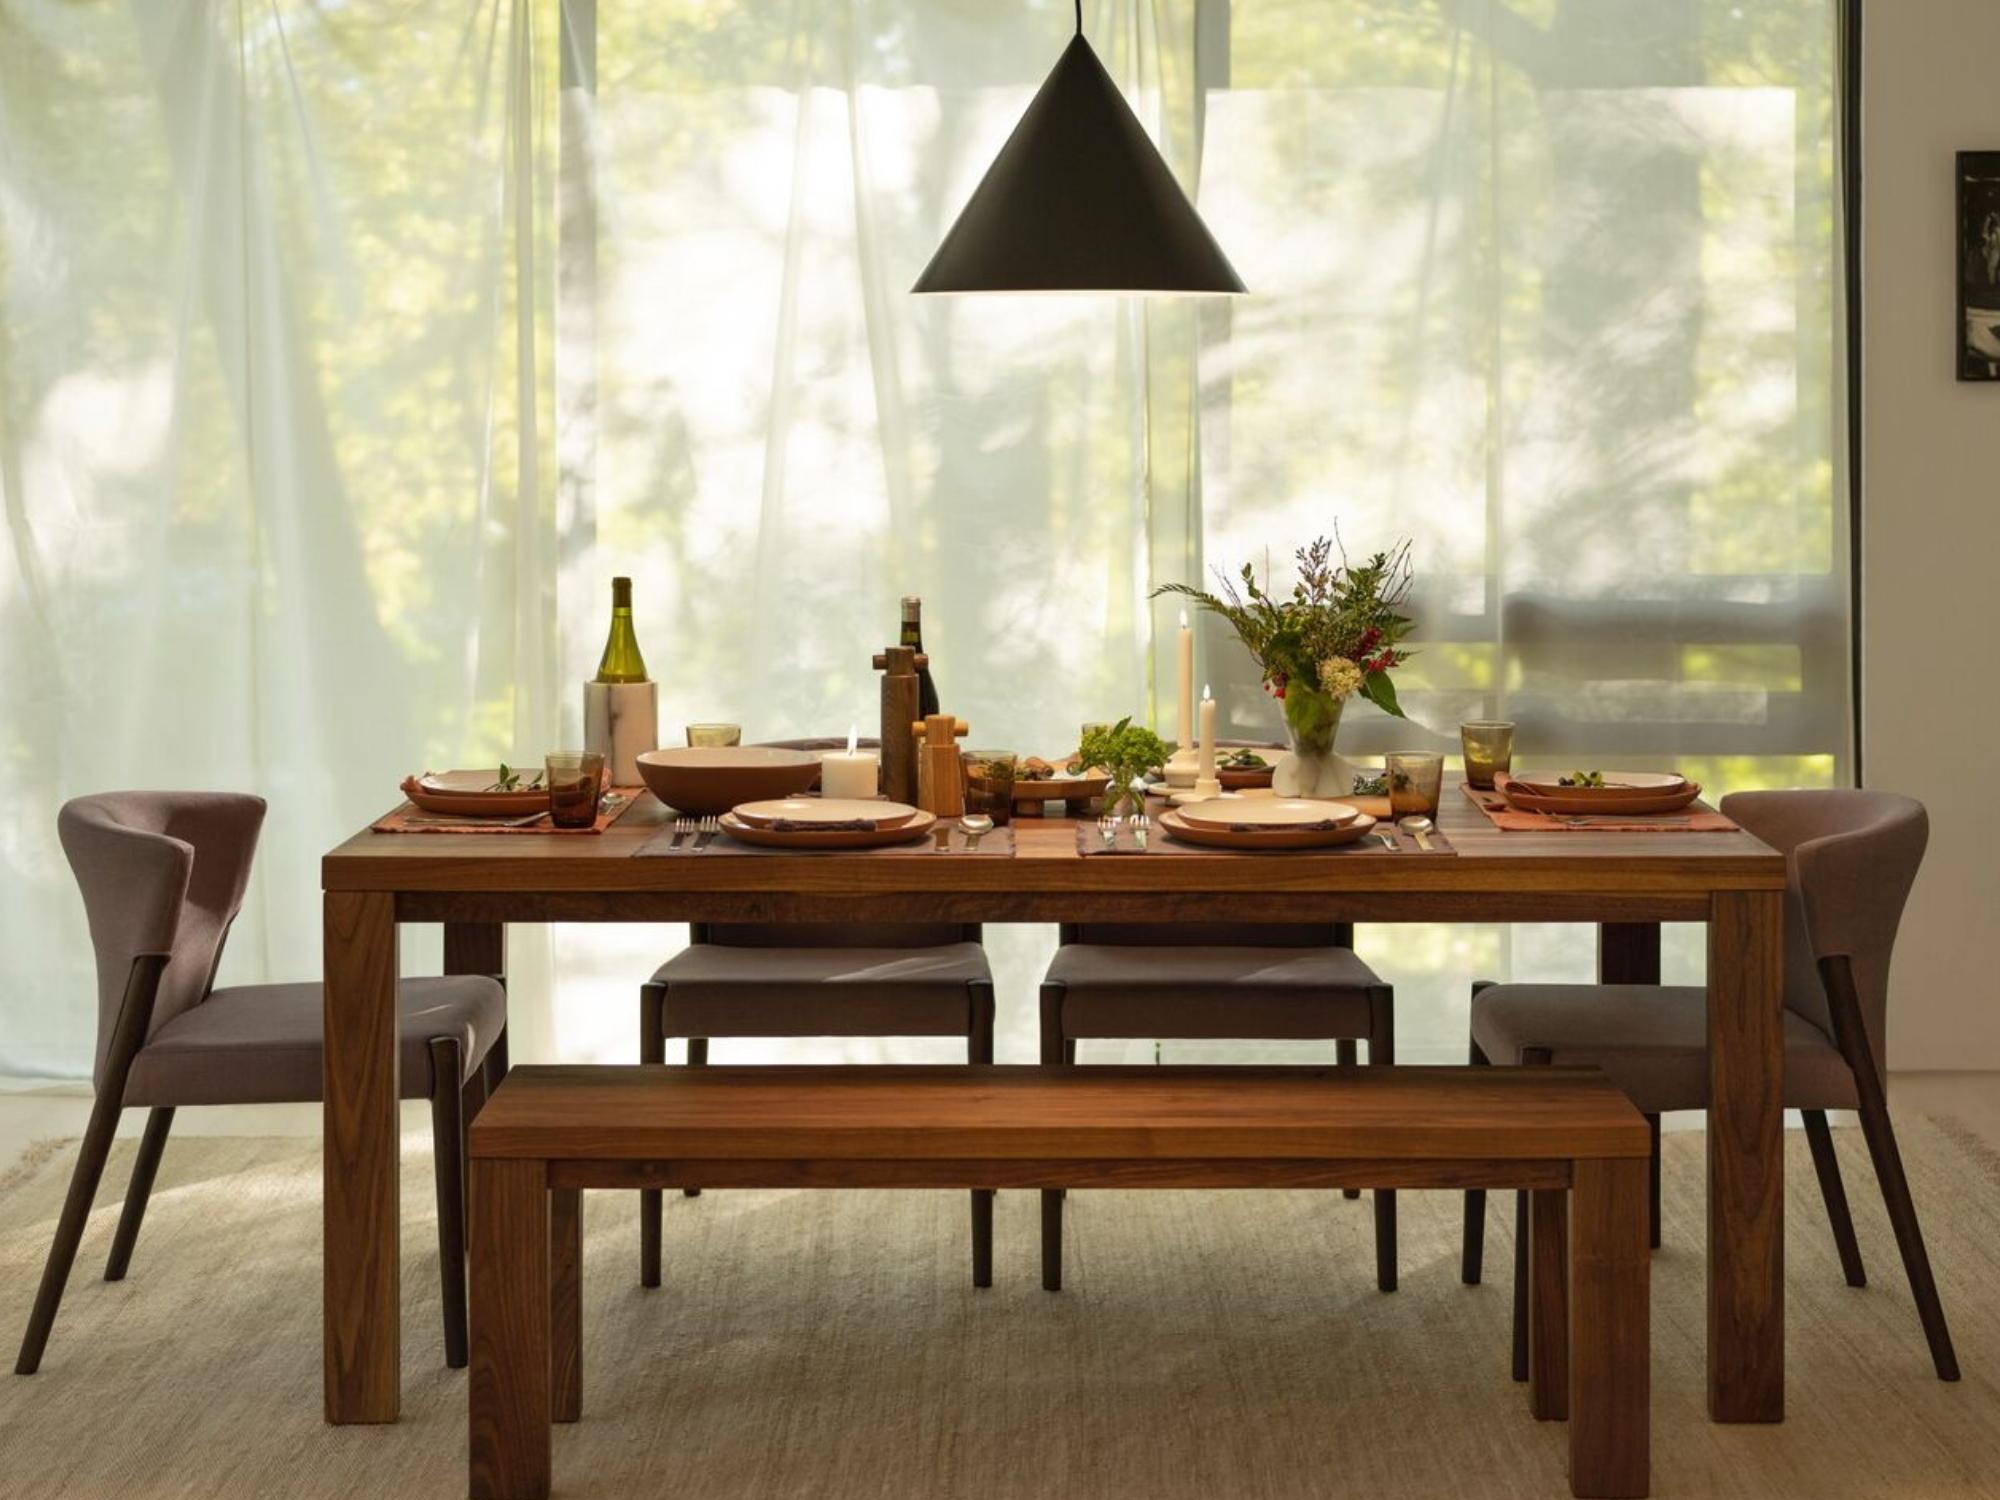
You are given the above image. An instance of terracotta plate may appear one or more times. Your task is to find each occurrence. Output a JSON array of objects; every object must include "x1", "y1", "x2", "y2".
[
  {"x1": 1218, "y1": 765, "x2": 1276, "y2": 789},
  {"x1": 1508, "y1": 771, "x2": 1687, "y2": 798},
  {"x1": 1502, "y1": 782, "x2": 1703, "y2": 817},
  {"x1": 402, "y1": 773, "x2": 550, "y2": 818},
  {"x1": 718, "y1": 810, "x2": 936, "y2": 850},
  {"x1": 1159, "y1": 809, "x2": 1378, "y2": 850},
  {"x1": 1176, "y1": 796, "x2": 1359, "y2": 829},
  {"x1": 732, "y1": 798, "x2": 920, "y2": 828}
]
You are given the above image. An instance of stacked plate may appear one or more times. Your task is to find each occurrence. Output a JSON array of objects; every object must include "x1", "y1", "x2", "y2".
[
  {"x1": 1500, "y1": 772, "x2": 1701, "y2": 817},
  {"x1": 1159, "y1": 797, "x2": 1378, "y2": 850},
  {"x1": 719, "y1": 798, "x2": 935, "y2": 849}
]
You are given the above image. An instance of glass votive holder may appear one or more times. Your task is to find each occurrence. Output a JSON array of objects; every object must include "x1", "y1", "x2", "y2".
[
  {"x1": 686, "y1": 723, "x2": 742, "y2": 748},
  {"x1": 1459, "y1": 720, "x2": 1516, "y2": 790},
  {"x1": 545, "y1": 751, "x2": 606, "y2": 829},
  {"x1": 1385, "y1": 751, "x2": 1445, "y2": 819},
  {"x1": 963, "y1": 750, "x2": 1018, "y2": 827}
]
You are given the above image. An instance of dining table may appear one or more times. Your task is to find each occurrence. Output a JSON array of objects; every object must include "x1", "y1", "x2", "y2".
[{"x1": 320, "y1": 781, "x2": 1788, "y2": 1428}]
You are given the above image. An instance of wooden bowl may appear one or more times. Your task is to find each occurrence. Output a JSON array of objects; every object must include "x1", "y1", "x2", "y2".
[{"x1": 636, "y1": 747, "x2": 819, "y2": 814}]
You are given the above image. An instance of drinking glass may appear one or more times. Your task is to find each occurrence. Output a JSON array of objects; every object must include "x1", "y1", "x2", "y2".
[
  {"x1": 546, "y1": 751, "x2": 606, "y2": 829},
  {"x1": 686, "y1": 723, "x2": 742, "y2": 748},
  {"x1": 1459, "y1": 720, "x2": 1516, "y2": 790},
  {"x1": 963, "y1": 750, "x2": 1018, "y2": 827},
  {"x1": 1385, "y1": 751, "x2": 1445, "y2": 819}
]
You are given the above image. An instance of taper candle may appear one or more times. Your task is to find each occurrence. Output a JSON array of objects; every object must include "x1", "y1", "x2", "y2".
[
  {"x1": 1197, "y1": 683, "x2": 1218, "y2": 783},
  {"x1": 1177, "y1": 610, "x2": 1194, "y2": 751}
]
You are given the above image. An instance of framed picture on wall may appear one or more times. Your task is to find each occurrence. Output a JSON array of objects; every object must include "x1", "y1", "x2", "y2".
[{"x1": 1959, "y1": 151, "x2": 2000, "y2": 381}]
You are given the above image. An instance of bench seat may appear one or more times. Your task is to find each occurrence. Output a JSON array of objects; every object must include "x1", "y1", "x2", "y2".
[{"x1": 468, "y1": 1064, "x2": 1652, "y2": 1500}]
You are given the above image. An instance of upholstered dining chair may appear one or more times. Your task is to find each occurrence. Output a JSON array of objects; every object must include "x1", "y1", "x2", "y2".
[
  {"x1": 16, "y1": 791, "x2": 507, "y2": 1376},
  {"x1": 1038, "y1": 922, "x2": 1397, "y2": 1293},
  {"x1": 638, "y1": 738, "x2": 997, "y2": 1289},
  {"x1": 1459, "y1": 789, "x2": 1958, "y2": 1381}
]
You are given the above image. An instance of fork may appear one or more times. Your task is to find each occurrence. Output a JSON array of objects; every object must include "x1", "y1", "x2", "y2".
[
  {"x1": 691, "y1": 815, "x2": 723, "y2": 851},
  {"x1": 1097, "y1": 815, "x2": 1121, "y2": 851},
  {"x1": 668, "y1": 817, "x2": 696, "y2": 850},
  {"x1": 1131, "y1": 813, "x2": 1150, "y2": 851}
]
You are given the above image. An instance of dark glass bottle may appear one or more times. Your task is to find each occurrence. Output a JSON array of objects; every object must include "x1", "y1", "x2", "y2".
[{"x1": 901, "y1": 596, "x2": 940, "y2": 717}]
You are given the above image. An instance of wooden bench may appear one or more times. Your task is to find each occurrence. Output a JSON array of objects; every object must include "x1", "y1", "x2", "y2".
[{"x1": 468, "y1": 1064, "x2": 1653, "y2": 1500}]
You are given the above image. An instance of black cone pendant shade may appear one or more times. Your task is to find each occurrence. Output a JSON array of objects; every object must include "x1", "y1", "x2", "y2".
[{"x1": 911, "y1": 29, "x2": 1245, "y2": 295}]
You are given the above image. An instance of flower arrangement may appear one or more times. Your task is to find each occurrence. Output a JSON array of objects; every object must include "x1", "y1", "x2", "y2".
[
  {"x1": 1154, "y1": 534, "x2": 1415, "y2": 720},
  {"x1": 1075, "y1": 717, "x2": 1170, "y2": 816}
]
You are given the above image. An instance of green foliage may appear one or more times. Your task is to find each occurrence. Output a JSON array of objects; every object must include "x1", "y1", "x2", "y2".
[{"x1": 1076, "y1": 716, "x2": 1170, "y2": 806}]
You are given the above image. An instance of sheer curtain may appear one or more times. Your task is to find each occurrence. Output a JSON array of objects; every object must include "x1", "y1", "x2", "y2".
[{"x1": 0, "y1": 0, "x2": 1845, "y2": 1078}]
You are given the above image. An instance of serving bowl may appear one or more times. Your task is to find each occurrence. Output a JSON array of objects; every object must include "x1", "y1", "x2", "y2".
[{"x1": 635, "y1": 746, "x2": 819, "y2": 814}]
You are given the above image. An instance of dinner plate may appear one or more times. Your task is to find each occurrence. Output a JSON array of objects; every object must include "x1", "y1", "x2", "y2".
[
  {"x1": 1508, "y1": 772, "x2": 1687, "y2": 798},
  {"x1": 402, "y1": 772, "x2": 550, "y2": 818},
  {"x1": 1159, "y1": 809, "x2": 1377, "y2": 850},
  {"x1": 1502, "y1": 782, "x2": 1703, "y2": 817},
  {"x1": 1009, "y1": 771, "x2": 1112, "y2": 803},
  {"x1": 718, "y1": 810, "x2": 935, "y2": 850},
  {"x1": 731, "y1": 798, "x2": 920, "y2": 828},
  {"x1": 1175, "y1": 796, "x2": 1359, "y2": 829}
]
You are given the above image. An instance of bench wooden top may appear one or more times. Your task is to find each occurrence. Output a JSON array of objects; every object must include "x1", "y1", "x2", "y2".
[{"x1": 469, "y1": 1065, "x2": 1652, "y2": 1163}]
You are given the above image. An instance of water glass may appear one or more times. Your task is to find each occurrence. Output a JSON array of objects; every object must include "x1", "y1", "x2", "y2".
[
  {"x1": 963, "y1": 750, "x2": 1018, "y2": 827},
  {"x1": 1385, "y1": 751, "x2": 1445, "y2": 819},
  {"x1": 546, "y1": 751, "x2": 606, "y2": 829},
  {"x1": 1459, "y1": 720, "x2": 1516, "y2": 790},
  {"x1": 686, "y1": 723, "x2": 742, "y2": 748}
]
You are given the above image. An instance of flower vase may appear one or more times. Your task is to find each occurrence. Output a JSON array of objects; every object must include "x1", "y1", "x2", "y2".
[{"x1": 1272, "y1": 686, "x2": 1355, "y2": 798}]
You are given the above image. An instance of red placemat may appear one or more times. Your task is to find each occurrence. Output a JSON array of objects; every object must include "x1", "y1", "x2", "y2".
[
  {"x1": 1462, "y1": 778, "x2": 1737, "y2": 832},
  {"x1": 372, "y1": 788, "x2": 644, "y2": 835}
]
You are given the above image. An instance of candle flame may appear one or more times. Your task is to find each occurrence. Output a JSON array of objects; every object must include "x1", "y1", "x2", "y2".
[
  {"x1": 846, "y1": 724, "x2": 857, "y2": 755},
  {"x1": 1202, "y1": 683, "x2": 1212, "y2": 701},
  {"x1": 1179, "y1": 609, "x2": 1189, "y2": 629}
]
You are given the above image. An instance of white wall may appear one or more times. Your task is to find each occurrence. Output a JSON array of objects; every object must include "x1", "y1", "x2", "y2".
[{"x1": 1863, "y1": 0, "x2": 2000, "y2": 1068}]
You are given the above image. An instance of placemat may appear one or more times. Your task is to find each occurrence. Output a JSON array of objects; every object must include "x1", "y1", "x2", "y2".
[
  {"x1": 1075, "y1": 820, "x2": 1455, "y2": 857},
  {"x1": 371, "y1": 788, "x2": 643, "y2": 835},
  {"x1": 1461, "y1": 779, "x2": 1738, "y2": 833},
  {"x1": 634, "y1": 823, "x2": 1018, "y2": 858}
]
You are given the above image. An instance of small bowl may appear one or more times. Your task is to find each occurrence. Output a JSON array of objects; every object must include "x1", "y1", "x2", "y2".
[{"x1": 635, "y1": 746, "x2": 819, "y2": 814}]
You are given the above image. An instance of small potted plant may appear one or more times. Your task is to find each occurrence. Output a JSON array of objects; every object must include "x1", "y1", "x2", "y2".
[
  {"x1": 1075, "y1": 718, "x2": 1170, "y2": 818},
  {"x1": 1155, "y1": 534, "x2": 1414, "y2": 796}
]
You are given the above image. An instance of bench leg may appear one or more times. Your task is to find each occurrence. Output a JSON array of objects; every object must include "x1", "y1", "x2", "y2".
[
  {"x1": 639, "y1": 982, "x2": 664, "y2": 1288},
  {"x1": 1569, "y1": 1158, "x2": 1650, "y2": 1499},
  {"x1": 1529, "y1": 1187, "x2": 1569, "y2": 1421},
  {"x1": 552, "y1": 1187, "x2": 583, "y2": 1424},
  {"x1": 1337, "y1": 1039, "x2": 1361, "y2": 1199},
  {"x1": 1039, "y1": 981, "x2": 1066, "y2": 1292},
  {"x1": 471, "y1": 1159, "x2": 551, "y2": 1500}
]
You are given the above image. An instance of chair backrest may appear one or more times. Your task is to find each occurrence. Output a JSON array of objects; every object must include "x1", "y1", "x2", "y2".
[
  {"x1": 1718, "y1": 789, "x2": 1927, "y2": 1078},
  {"x1": 57, "y1": 792, "x2": 266, "y2": 1091},
  {"x1": 698, "y1": 922, "x2": 977, "y2": 949},
  {"x1": 1062, "y1": 923, "x2": 1349, "y2": 948}
]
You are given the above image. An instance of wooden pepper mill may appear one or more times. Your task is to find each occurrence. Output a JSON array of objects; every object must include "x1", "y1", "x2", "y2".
[
  {"x1": 871, "y1": 644, "x2": 927, "y2": 804},
  {"x1": 911, "y1": 713, "x2": 970, "y2": 816}
]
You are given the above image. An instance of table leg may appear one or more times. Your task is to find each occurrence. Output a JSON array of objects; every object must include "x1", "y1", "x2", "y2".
[
  {"x1": 1528, "y1": 1187, "x2": 1569, "y2": 1421},
  {"x1": 1597, "y1": 923, "x2": 1661, "y2": 985},
  {"x1": 471, "y1": 1159, "x2": 552, "y2": 1500},
  {"x1": 446, "y1": 921, "x2": 508, "y2": 984},
  {"x1": 551, "y1": 1187, "x2": 583, "y2": 1423},
  {"x1": 324, "y1": 891, "x2": 401, "y2": 1424},
  {"x1": 1569, "y1": 1157, "x2": 1650, "y2": 1499},
  {"x1": 1707, "y1": 890, "x2": 1784, "y2": 1422}
]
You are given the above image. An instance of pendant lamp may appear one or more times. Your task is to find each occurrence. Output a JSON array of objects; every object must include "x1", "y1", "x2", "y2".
[{"x1": 911, "y1": 2, "x2": 1244, "y2": 295}]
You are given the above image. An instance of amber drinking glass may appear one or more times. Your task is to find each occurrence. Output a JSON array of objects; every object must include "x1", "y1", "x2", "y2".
[
  {"x1": 1385, "y1": 751, "x2": 1445, "y2": 819},
  {"x1": 1459, "y1": 721, "x2": 1516, "y2": 790},
  {"x1": 546, "y1": 752, "x2": 605, "y2": 829},
  {"x1": 963, "y1": 750, "x2": 1017, "y2": 827}
]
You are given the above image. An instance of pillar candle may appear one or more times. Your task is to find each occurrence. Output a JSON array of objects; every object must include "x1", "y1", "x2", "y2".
[
  {"x1": 1177, "y1": 610, "x2": 1194, "y2": 751},
  {"x1": 1197, "y1": 684, "x2": 1217, "y2": 783},
  {"x1": 820, "y1": 726, "x2": 879, "y2": 801}
]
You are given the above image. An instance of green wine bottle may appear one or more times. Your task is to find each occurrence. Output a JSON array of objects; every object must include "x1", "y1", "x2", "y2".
[
  {"x1": 595, "y1": 577, "x2": 648, "y2": 683},
  {"x1": 901, "y1": 596, "x2": 940, "y2": 717}
]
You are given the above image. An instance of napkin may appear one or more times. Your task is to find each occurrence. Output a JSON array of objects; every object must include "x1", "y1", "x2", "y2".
[
  {"x1": 1227, "y1": 819, "x2": 1348, "y2": 833},
  {"x1": 769, "y1": 818, "x2": 879, "y2": 833}
]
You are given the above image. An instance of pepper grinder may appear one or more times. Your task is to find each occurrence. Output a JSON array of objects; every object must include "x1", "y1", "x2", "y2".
[{"x1": 871, "y1": 644, "x2": 926, "y2": 805}]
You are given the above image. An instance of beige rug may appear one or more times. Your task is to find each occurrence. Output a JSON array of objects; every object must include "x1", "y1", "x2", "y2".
[{"x1": 1, "y1": 1122, "x2": 1998, "y2": 1499}]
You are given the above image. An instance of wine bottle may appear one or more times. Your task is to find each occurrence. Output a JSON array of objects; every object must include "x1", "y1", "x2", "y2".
[
  {"x1": 595, "y1": 576, "x2": 648, "y2": 683},
  {"x1": 901, "y1": 596, "x2": 940, "y2": 717}
]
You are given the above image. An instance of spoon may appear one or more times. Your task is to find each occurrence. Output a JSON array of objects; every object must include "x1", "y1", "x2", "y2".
[
  {"x1": 958, "y1": 813, "x2": 994, "y2": 852},
  {"x1": 1397, "y1": 815, "x2": 1436, "y2": 852}
]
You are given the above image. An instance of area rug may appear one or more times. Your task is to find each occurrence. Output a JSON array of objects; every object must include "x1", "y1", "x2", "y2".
[{"x1": 2, "y1": 1122, "x2": 1998, "y2": 1498}]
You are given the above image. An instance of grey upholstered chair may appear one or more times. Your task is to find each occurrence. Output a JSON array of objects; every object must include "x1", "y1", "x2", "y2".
[
  {"x1": 16, "y1": 792, "x2": 507, "y2": 1376},
  {"x1": 639, "y1": 739, "x2": 997, "y2": 1289},
  {"x1": 1460, "y1": 789, "x2": 1957, "y2": 1381},
  {"x1": 1039, "y1": 923, "x2": 1397, "y2": 1293}
]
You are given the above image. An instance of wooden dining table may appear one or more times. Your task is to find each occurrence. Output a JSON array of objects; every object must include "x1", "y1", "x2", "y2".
[{"x1": 320, "y1": 784, "x2": 1788, "y2": 1429}]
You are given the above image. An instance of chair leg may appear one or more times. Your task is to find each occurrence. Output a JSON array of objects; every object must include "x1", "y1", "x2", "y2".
[
  {"x1": 104, "y1": 1107, "x2": 175, "y2": 1282},
  {"x1": 1337, "y1": 1039, "x2": 1361, "y2": 1199},
  {"x1": 1645, "y1": 1114, "x2": 1662, "y2": 1250},
  {"x1": 1802, "y1": 1108, "x2": 1866, "y2": 1288},
  {"x1": 681, "y1": 1035, "x2": 708, "y2": 1199},
  {"x1": 1367, "y1": 985, "x2": 1396, "y2": 1293},
  {"x1": 639, "y1": 982, "x2": 665, "y2": 1288},
  {"x1": 431, "y1": 1036, "x2": 469, "y2": 1370},
  {"x1": 1039, "y1": 981, "x2": 1066, "y2": 1292},
  {"x1": 1510, "y1": 1046, "x2": 1553, "y2": 1382},
  {"x1": 1462, "y1": 1035, "x2": 1491, "y2": 1285},
  {"x1": 483, "y1": 1022, "x2": 510, "y2": 1095},
  {"x1": 968, "y1": 981, "x2": 996, "y2": 1290}
]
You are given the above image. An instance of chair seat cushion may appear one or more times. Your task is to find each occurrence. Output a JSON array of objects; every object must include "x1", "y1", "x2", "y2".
[
  {"x1": 1470, "y1": 983, "x2": 1856, "y2": 1113},
  {"x1": 125, "y1": 976, "x2": 505, "y2": 1107},
  {"x1": 1045, "y1": 944, "x2": 1384, "y2": 1041},
  {"x1": 654, "y1": 943, "x2": 992, "y2": 1039}
]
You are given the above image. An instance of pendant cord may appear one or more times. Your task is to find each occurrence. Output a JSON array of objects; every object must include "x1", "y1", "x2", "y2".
[{"x1": 1074, "y1": 0, "x2": 1082, "y2": 34}]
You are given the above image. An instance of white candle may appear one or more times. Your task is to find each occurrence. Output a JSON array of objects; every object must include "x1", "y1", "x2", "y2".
[
  {"x1": 1177, "y1": 610, "x2": 1194, "y2": 751},
  {"x1": 820, "y1": 725, "x2": 878, "y2": 801},
  {"x1": 1198, "y1": 683, "x2": 1217, "y2": 782}
]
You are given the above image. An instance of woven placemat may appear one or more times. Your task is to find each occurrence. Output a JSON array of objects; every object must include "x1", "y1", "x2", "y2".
[
  {"x1": 371, "y1": 788, "x2": 643, "y2": 835},
  {"x1": 1074, "y1": 819, "x2": 1454, "y2": 856},
  {"x1": 634, "y1": 823, "x2": 1017, "y2": 857},
  {"x1": 1462, "y1": 779, "x2": 1737, "y2": 832}
]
